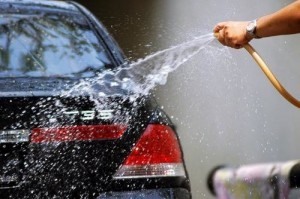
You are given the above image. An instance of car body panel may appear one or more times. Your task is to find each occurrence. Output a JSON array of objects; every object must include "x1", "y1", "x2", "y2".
[{"x1": 0, "y1": 0, "x2": 191, "y2": 198}]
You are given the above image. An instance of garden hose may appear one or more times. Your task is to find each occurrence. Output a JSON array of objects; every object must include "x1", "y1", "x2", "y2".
[{"x1": 214, "y1": 33, "x2": 300, "y2": 108}]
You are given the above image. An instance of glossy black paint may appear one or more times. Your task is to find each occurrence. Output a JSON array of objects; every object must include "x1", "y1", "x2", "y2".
[
  {"x1": 97, "y1": 188, "x2": 191, "y2": 199},
  {"x1": 0, "y1": 1, "x2": 191, "y2": 198}
]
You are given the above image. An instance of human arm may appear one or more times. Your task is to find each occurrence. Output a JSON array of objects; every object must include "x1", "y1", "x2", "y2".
[{"x1": 213, "y1": 0, "x2": 300, "y2": 49}]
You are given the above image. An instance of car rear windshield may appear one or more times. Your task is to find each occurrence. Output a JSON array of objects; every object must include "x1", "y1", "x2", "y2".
[{"x1": 0, "y1": 6, "x2": 113, "y2": 78}]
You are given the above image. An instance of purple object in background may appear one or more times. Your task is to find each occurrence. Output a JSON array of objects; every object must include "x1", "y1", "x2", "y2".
[{"x1": 213, "y1": 160, "x2": 300, "y2": 199}]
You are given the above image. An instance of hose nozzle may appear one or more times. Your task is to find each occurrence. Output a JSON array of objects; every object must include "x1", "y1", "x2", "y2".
[{"x1": 213, "y1": 32, "x2": 219, "y2": 39}]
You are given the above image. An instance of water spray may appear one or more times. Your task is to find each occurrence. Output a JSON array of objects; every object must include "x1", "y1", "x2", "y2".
[{"x1": 214, "y1": 33, "x2": 300, "y2": 109}]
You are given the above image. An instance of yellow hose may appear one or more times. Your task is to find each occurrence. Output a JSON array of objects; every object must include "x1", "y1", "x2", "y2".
[{"x1": 214, "y1": 33, "x2": 300, "y2": 108}]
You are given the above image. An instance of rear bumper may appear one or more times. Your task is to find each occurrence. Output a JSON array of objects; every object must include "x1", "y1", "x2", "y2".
[
  {"x1": 0, "y1": 187, "x2": 191, "y2": 198},
  {"x1": 97, "y1": 188, "x2": 191, "y2": 199}
]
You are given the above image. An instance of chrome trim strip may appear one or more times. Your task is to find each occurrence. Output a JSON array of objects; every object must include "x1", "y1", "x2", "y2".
[{"x1": 0, "y1": 130, "x2": 30, "y2": 143}]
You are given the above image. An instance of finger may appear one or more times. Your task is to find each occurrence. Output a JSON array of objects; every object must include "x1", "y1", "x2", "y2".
[
  {"x1": 224, "y1": 34, "x2": 232, "y2": 48},
  {"x1": 233, "y1": 44, "x2": 242, "y2": 49},
  {"x1": 217, "y1": 29, "x2": 226, "y2": 46},
  {"x1": 221, "y1": 28, "x2": 231, "y2": 47},
  {"x1": 213, "y1": 22, "x2": 226, "y2": 33},
  {"x1": 223, "y1": 31, "x2": 236, "y2": 48}
]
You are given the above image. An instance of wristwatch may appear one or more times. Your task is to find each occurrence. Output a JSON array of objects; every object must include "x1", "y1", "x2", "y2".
[{"x1": 246, "y1": 19, "x2": 260, "y2": 39}]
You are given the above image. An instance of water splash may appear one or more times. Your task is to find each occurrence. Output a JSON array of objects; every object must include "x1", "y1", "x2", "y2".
[
  {"x1": 14, "y1": 34, "x2": 218, "y2": 198},
  {"x1": 65, "y1": 33, "x2": 215, "y2": 99},
  {"x1": 118, "y1": 33, "x2": 215, "y2": 95}
]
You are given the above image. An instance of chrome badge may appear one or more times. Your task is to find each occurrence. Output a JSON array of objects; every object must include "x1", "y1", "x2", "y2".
[
  {"x1": 0, "y1": 130, "x2": 30, "y2": 143},
  {"x1": 63, "y1": 110, "x2": 114, "y2": 121}
]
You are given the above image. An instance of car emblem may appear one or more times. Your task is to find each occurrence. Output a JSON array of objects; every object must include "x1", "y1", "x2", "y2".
[{"x1": 63, "y1": 110, "x2": 114, "y2": 120}]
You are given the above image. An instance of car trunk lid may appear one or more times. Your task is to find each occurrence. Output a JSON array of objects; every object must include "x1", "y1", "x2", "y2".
[{"x1": 0, "y1": 94, "x2": 155, "y2": 197}]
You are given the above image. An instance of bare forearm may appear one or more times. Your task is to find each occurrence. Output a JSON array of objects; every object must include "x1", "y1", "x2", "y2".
[
  {"x1": 257, "y1": 0, "x2": 300, "y2": 37},
  {"x1": 213, "y1": 0, "x2": 300, "y2": 48}
]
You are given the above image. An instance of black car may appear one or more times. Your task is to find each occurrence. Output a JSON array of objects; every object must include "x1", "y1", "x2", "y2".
[{"x1": 0, "y1": 0, "x2": 191, "y2": 198}]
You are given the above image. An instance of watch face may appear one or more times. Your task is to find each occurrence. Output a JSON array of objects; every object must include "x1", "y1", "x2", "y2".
[{"x1": 247, "y1": 22, "x2": 255, "y2": 32}]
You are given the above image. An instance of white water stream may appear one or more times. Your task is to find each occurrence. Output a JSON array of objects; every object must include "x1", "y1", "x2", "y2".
[{"x1": 66, "y1": 33, "x2": 216, "y2": 99}]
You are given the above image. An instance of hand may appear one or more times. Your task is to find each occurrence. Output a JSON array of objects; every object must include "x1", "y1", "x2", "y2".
[{"x1": 213, "y1": 21, "x2": 252, "y2": 49}]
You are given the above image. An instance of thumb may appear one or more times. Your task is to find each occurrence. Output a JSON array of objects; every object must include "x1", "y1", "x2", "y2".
[{"x1": 213, "y1": 22, "x2": 226, "y2": 33}]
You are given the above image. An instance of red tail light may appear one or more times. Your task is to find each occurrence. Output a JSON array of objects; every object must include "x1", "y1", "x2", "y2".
[
  {"x1": 124, "y1": 124, "x2": 182, "y2": 165},
  {"x1": 114, "y1": 124, "x2": 186, "y2": 179},
  {"x1": 31, "y1": 125, "x2": 127, "y2": 143}
]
